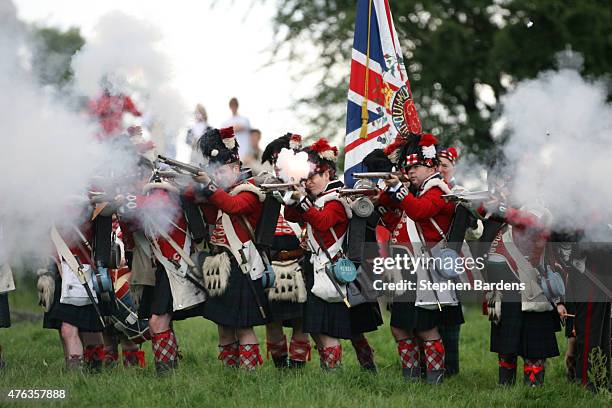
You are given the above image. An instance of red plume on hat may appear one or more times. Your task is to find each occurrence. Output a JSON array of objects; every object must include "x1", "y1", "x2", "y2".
[
  {"x1": 309, "y1": 138, "x2": 338, "y2": 162},
  {"x1": 419, "y1": 133, "x2": 438, "y2": 160},
  {"x1": 419, "y1": 133, "x2": 438, "y2": 147},
  {"x1": 399, "y1": 132, "x2": 439, "y2": 169},
  {"x1": 289, "y1": 134, "x2": 302, "y2": 150},
  {"x1": 383, "y1": 135, "x2": 407, "y2": 164},
  {"x1": 219, "y1": 126, "x2": 236, "y2": 149}
]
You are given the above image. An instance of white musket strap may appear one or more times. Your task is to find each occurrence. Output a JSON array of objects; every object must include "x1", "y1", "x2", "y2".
[
  {"x1": 501, "y1": 226, "x2": 547, "y2": 291},
  {"x1": 405, "y1": 215, "x2": 420, "y2": 246},
  {"x1": 281, "y1": 207, "x2": 303, "y2": 240},
  {"x1": 72, "y1": 224, "x2": 93, "y2": 252},
  {"x1": 329, "y1": 226, "x2": 339, "y2": 243},
  {"x1": 164, "y1": 216, "x2": 188, "y2": 236},
  {"x1": 50, "y1": 225, "x2": 83, "y2": 282},
  {"x1": 414, "y1": 221, "x2": 443, "y2": 310},
  {"x1": 429, "y1": 218, "x2": 447, "y2": 242},
  {"x1": 220, "y1": 212, "x2": 250, "y2": 274},
  {"x1": 306, "y1": 226, "x2": 344, "y2": 257},
  {"x1": 148, "y1": 219, "x2": 196, "y2": 269}
]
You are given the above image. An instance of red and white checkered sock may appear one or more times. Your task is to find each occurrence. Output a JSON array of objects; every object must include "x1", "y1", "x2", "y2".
[
  {"x1": 152, "y1": 329, "x2": 178, "y2": 365},
  {"x1": 319, "y1": 344, "x2": 342, "y2": 369},
  {"x1": 423, "y1": 338, "x2": 445, "y2": 371},
  {"x1": 397, "y1": 337, "x2": 420, "y2": 369},
  {"x1": 351, "y1": 337, "x2": 375, "y2": 367},
  {"x1": 218, "y1": 341, "x2": 239, "y2": 367},
  {"x1": 289, "y1": 338, "x2": 312, "y2": 362},
  {"x1": 266, "y1": 335, "x2": 288, "y2": 360},
  {"x1": 239, "y1": 344, "x2": 264, "y2": 370}
]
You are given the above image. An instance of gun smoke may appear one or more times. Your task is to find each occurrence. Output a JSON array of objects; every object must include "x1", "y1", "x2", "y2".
[
  {"x1": 499, "y1": 66, "x2": 612, "y2": 239},
  {"x1": 70, "y1": 10, "x2": 188, "y2": 150},
  {"x1": 0, "y1": 1, "x2": 177, "y2": 271},
  {"x1": 276, "y1": 148, "x2": 310, "y2": 183}
]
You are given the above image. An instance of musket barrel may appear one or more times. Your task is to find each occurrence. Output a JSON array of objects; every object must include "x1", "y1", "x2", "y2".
[
  {"x1": 260, "y1": 183, "x2": 298, "y2": 191},
  {"x1": 352, "y1": 172, "x2": 398, "y2": 180},
  {"x1": 441, "y1": 190, "x2": 492, "y2": 202},
  {"x1": 157, "y1": 155, "x2": 203, "y2": 175},
  {"x1": 339, "y1": 188, "x2": 378, "y2": 197}
]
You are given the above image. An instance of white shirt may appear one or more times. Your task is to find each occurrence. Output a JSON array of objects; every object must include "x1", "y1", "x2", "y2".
[{"x1": 222, "y1": 114, "x2": 251, "y2": 158}]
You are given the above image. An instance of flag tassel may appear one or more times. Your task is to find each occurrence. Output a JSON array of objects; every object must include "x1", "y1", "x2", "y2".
[{"x1": 359, "y1": 105, "x2": 369, "y2": 138}]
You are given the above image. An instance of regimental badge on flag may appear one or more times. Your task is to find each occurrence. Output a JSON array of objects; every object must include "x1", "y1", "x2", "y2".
[{"x1": 344, "y1": 0, "x2": 422, "y2": 187}]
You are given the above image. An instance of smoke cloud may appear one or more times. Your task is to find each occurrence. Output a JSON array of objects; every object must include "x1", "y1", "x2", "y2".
[
  {"x1": 0, "y1": 1, "x2": 179, "y2": 270},
  {"x1": 70, "y1": 10, "x2": 188, "y2": 147},
  {"x1": 276, "y1": 148, "x2": 310, "y2": 183},
  {"x1": 499, "y1": 67, "x2": 612, "y2": 239}
]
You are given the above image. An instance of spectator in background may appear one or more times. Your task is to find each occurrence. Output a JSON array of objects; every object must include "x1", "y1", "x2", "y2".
[
  {"x1": 242, "y1": 128, "x2": 269, "y2": 175},
  {"x1": 222, "y1": 97, "x2": 251, "y2": 158},
  {"x1": 186, "y1": 104, "x2": 212, "y2": 164}
]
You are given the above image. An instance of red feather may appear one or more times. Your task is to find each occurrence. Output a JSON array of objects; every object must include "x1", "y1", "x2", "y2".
[
  {"x1": 383, "y1": 136, "x2": 406, "y2": 156},
  {"x1": 219, "y1": 127, "x2": 235, "y2": 139},
  {"x1": 419, "y1": 133, "x2": 438, "y2": 147},
  {"x1": 310, "y1": 138, "x2": 333, "y2": 154}
]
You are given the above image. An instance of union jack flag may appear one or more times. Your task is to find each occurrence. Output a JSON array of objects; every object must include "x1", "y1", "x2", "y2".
[{"x1": 344, "y1": 0, "x2": 421, "y2": 187}]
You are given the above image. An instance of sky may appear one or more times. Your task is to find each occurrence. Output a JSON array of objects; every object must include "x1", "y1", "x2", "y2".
[{"x1": 13, "y1": 0, "x2": 317, "y2": 160}]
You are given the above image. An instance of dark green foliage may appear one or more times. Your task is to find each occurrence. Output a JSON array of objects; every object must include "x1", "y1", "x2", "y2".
[
  {"x1": 270, "y1": 1, "x2": 612, "y2": 156},
  {"x1": 30, "y1": 26, "x2": 85, "y2": 87}
]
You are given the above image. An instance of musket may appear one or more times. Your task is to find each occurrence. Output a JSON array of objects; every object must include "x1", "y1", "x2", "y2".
[
  {"x1": 339, "y1": 188, "x2": 379, "y2": 197},
  {"x1": 352, "y1": 171, "x2": 404, "y2": 180},
  {"x1": 441, "y1": 190, "x2": 492, "y2": 202},
  {"x1": 155, "y1": 169, "x2": 184, "y2": 179},
  {"x1": 260, "y1": 183, "x2": 299, "y2": 192},
  {"x1": 158, "y1": 155, "x2": 253, "y2": 183},
  {"x1": 157, "y1": 155, "x2": 205, "y2": 176}
]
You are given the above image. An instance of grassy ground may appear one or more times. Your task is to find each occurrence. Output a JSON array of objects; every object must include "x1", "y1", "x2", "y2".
[{"x1": 1, "y1": 280, "x2": 609, "y2": 407}]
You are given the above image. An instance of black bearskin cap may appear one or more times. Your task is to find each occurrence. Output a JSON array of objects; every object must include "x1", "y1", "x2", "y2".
[
  {"x1": 363, "y1": 149, "x2": 394, "y2": 172},
  {"x1": 261, "y1": 133, "x2": 291, "y2": 164},
  {"x1": 197, "y1": 127, "x2": 240, "y2": 165}
]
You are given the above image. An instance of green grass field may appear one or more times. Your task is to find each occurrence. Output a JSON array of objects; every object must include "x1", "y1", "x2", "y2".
[{"x1": 1, "y1": 280, "x2": 609, "y2": 408}]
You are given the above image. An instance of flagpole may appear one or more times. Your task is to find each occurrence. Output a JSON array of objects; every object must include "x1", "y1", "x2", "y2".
[{"x1": 359, "y1": 0, "x2": 373, "y2": 139}]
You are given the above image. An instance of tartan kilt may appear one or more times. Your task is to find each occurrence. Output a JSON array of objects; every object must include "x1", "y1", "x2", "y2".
[
  {"x1": 43, "y1": 275, "x2": 104, "y2": 332},
  {"x1": 202, "y1": 258, "x2": 270, "y2": 328},
  {"x1": 301, "y1": 252, "x2": 351, "y2": 338},
  {"x1": 350, "y1": 301, "x2": 383, "y2": 334},
  {"x1": 302, "y1": 291, "x2": 353, "y2": 339},
  {"x1": 0, "y1": 293, "x2": 10, "y2": 328},
  {"x1": 269, "y1": 300, "x2": 304, "y2": 324},
  {"x1": 490, "y1": 301, "x2": 561, "y2": 358},
  {"x1": 138, "y1": 263, "x2": 205, "y2": 321},
  {"x1": 390, "y1": 302, "x2": 464, "y2": 332},
  {"x1": 440, "y1": 323, "x2": 462, "y2": 374}
]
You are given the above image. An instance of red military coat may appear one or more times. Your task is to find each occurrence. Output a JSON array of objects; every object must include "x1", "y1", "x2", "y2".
[
  {"x1": 284, "y1": 181, "x2": 349, "y2": 250},
  {"x1": 198, "y1": 182, "x2": 264, "y2": 247},
  {"x1": 379, "y1": 174, "x2": 455, "y2": 246},
  {"x1": 489, "y1": 206, "x2": 550, "y2": 268}
]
